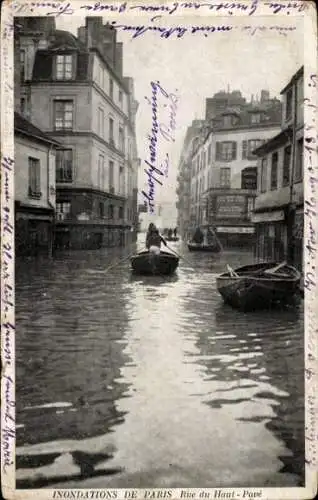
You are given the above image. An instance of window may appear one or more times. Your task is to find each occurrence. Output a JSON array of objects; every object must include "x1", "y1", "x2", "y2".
[
  {"x1": 220, "y1": 167, "x2": 231, "y2": 187},
  {"x1": 109, "y1": 79, "x2": 114, "y2": 99},
  {"x1": 119, "y1": 126, "x2": 125, "y2": 153},
  {"x1": 54, "y1": 100, "x2": 73, "y2": 130},
  {"x1": 282, "y1": 145, "x2": 291, "y2": 186},
  {"x1": 247, "y1": 198, "x2": 255, "y2": 218},
  {"x1": 296, "y1": 77, "x2": 304, "y2": 125},
  {"x1": 20, "y1": 97, "x2": 29, "y2": 116},
  {"x1": 98, "y1": 154, "x2": 105, "y2": 189},
  {"x1": 56, "y1": 149, "x2": 73, "y2": 183},
  {"x1": 250, "y1": 113, "x2": 261, "y2": 124},
  {"x1": 28, "y1": 157, "x2": 41, "y2": 197},
  {"x1": 56, "y1": 202, "x2": 71, "y2": 220},
  {"x1": 241, "y1": 167, "x2": 257, "y2": 190},
  {"x1": 270, "y1": 152, "x2": 278, "y2": 190},
  {"x1": 98, "y1": 107, "x2": 105, "y2": 137},
  {"x1": 119, "y1": 90, "x2": 123, "y2": 107},
  {"x1": 56, "y1": 55, "x2": 73, "y2": 80},
  {"x1": 109, "y1": 160, "x2": 114, "y2": 190},
  {"x1": 108, "y1": 204, "x2": 114, "y2": 219},
  {"x1": 216, "y1": 141, "x2": 237, "y2": 161},
  {"x1": 109, "y1": 117, "x2": 114, "y2": 143},
  {"x1": 242, "y1": 139, "x2": 264, "y2": 159},
  {"x1": 208, "y1": 144, "x2": 212, "y2": 164},
  {"x1": 285, "y1": 88, "x2": 292, "y2": 120},
  {"x1": 295, "y1": 138, "x2": 303, "y2": 182},
  {"x1": 20, "y1": 50, "x2": 26, "y2": 81},
  {"x1": 260, "y1": 158, "x2": 267, "y2": 193},
  {"x1": 119, "y1": 206, "x2": 124, "y2": 219},
  {"x1": 98, "y1": 202, "x2": 105, "y2": 218}
]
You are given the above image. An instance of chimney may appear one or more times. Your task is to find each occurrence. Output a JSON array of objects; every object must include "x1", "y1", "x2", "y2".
[
  {"x1": 261, "y1": 89, "x2": 270, "y2": 103},
  {"x1": 115, "y1": 42, "x2": 123, "y2": 77}
]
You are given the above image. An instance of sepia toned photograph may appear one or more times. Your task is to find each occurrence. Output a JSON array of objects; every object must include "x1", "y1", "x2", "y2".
[{"x1": 1, "y1": 1, "x2": 317, "y2": 498}]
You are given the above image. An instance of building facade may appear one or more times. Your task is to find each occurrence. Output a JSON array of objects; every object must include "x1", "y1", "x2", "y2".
[
  {"x1": 176, "y1": 120, "x2": 205, "y2": 240},
  {"x1": 188, "y1": 92, "x2": 282, "y2": 246},
  {"x1": 14, "y1": 18, "x2": 60, "y2": 257},
  {"x1": 18, "y1": 17, "x2": 139, "y2": 250},
  {"x1": 252, "y1": 67, "x2": 304, "y2": 271}
]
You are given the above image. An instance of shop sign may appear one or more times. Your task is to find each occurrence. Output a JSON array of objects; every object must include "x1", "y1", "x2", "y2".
[
  {"x1": 217, "y1": 226, "x2": 254, "y2": 234},
  {"x1": 215, "y1": 194, "x2": 246, "y2": 219},
  {"x1": 251, "y1": 210, "x2": 285, "y2": 223}
]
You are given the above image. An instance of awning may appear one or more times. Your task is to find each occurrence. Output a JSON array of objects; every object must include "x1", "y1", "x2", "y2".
[
  {"x1": 217, "y1": 226, "x2": 255, "y2": 234},
  {"x1": 251, "y1": 210, "x2": 285, "y2": 223}
]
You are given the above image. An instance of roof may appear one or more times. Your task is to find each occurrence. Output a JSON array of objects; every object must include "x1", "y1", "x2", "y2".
[
  {"x1": 49, "y1": 30, "x2": 87, "y2": 51},
  {"x1": 280, "y1": 66, "x2": 304, "y2": 94},
  {"x1": 252, "y1": 128, "x2": 292, "y2": 156},
  {"x1": 211, "y1": 100, "x2": 282, "y2": 131},
  {"x1": 14, "y1": 112, "x2": 61, "y2": 146}
]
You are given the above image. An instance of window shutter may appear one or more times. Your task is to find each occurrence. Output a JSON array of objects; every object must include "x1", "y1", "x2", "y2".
[
  {"x1": 242, "y1": 140, "x2": 247, "y2": 159},
  {"x1": 76, "y1": 53, "x2": 89, "y2": 81},
  {"x1": 32, "y1": 52, "x2": 53, "y2": 80},
  {"x1": 216, "y1": 142, "x2": 221, "y2": 160},
  {"x1": 232, "y1": 141, "x2": 237, "y2": 160}
]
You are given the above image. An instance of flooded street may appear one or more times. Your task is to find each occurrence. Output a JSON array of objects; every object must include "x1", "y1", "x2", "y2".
[{"x1": 15, "y1": 238, "x2": 304, "y2": 489}]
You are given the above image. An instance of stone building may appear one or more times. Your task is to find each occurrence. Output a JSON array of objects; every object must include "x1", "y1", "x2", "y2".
[
  {"x1": 176, "y1": 120, "x2": 205, "y2": 240},
  {"x1": 18, "y1": 16, "x2": 139, "y2": 250},
  {"x1": 252, "y1": 67, "x2": 304, "y2": 271},
  {"x1": 188, "y1": 91, "x2": 282, "y2": 246},
  {"x1": 14, "y1": 18, "x2": 60, "y2": 256}
]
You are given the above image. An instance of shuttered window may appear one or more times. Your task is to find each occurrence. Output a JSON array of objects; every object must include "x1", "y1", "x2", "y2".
[
  {"x1": 270, "y1": 152, "x2": 278, "y2": 190},
  {"x1": 282, "y1": 145, "x2": 292, "y2": 186},
  {"x1": 215, "y1": 141, "x2": 237, "y2": 161},
  {"x1": 220, "y1": 168, "x2": 231, "y2": 187},
  {"x1": 242, "y1": 139, "x2": 264, "y2": 159},
  {"x1": 260, "y1": 158, "x2": 267, "y2": 193},
  {"x1": 28, "y1": 157, "x2": 41, "y2": 197}
]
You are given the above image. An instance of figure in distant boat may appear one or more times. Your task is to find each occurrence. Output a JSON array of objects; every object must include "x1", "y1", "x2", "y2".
[
  {"x1": 173, "y1": 227, "x2": 177, "y2": 238},
  {"x1": 192, "y1": 227, "x2": 204, "y2": 244},
  {"x1": 146, "y1": 223, "x2": 167, "y2": 254},
  {"x1": 167, "y1": 228, "x2": 173, "y2": 239}
]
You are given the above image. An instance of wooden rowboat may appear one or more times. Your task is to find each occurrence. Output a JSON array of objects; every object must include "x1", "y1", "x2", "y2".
[
  {"x1": 165, "y1": 236, "x2": 179, "y2": 242},
  {"x1": 187, "y1": 241, "x2": 220, "y2": 252},
  {"x1": 131, "y1": 250, "x2": 179, "y2": 276},
  {"x1": 216, "y1": 261, "x2": 301, "y2": 311}
]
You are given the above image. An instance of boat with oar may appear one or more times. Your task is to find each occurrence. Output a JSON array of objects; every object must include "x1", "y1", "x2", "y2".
[
  {"x1": 130, "y1": 250, "x2": 179, "y2": 276},
  {"x1": 216, "y1": 261, "x2": 301, "y2": 311},
  {"x1": 187, "y1": 241, "x2": 220, "y2": 252},
  {"x1": 165, "y1": 236, "x2": 179, "y2": 242},
  {"x1": 187, "y1": 226, "x2": 222, "y2": 253}
]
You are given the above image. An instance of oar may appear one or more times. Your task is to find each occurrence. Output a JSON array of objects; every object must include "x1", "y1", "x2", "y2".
[
  {"x1": 104, "y1": 247, "x2": 143, "y2": 273},
  {"x1": 165, "y1": 244, "x2": 193, "y2": 267}
]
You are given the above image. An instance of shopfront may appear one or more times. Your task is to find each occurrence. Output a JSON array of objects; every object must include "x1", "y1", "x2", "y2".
[{"x1": 252, "y1": 210, "x2": 287, "y2": 263}]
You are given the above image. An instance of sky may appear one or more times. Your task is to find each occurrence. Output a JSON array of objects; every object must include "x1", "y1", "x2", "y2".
[{"x1": 56, "y1": 14, "x2": 304, "y2": 216}]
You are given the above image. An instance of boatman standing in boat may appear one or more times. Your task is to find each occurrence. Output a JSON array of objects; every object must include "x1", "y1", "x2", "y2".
[{"x1": 146, "y1": 223, "x2": 167, "y2": 255}]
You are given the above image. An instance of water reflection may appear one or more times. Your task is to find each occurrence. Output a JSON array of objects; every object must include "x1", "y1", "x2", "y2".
[{"x1": 15, "y1": 241, "x2": 304, "y2": 488}]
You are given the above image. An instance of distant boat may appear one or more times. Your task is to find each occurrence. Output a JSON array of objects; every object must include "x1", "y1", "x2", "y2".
[
  {"x1": 165, "y1": 236, "x2": 179, "y2": 242},
  {"x1": 187, "y1": 241, "x2": 220, "y2": 252},
  {"x1": 216, "y1": 261, "x2": 301, "y2": 311},
  {"x1": 131, "y1": 250, "x2": 179, "y2": 276}
]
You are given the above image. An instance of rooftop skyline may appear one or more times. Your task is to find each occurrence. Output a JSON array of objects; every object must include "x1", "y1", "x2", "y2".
[{"x1": 53, "y1": 15, "x2": 303, "y2": 216}]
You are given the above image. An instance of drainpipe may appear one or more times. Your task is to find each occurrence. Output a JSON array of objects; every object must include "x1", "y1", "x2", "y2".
[{"x1": 287, "y1": 81, "x2": 298, "y2": 265}]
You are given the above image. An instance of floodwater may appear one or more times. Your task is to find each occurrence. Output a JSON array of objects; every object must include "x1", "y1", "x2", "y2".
[{"x1": 15, "y1": 237, "x2": 305, "y2": 489}]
